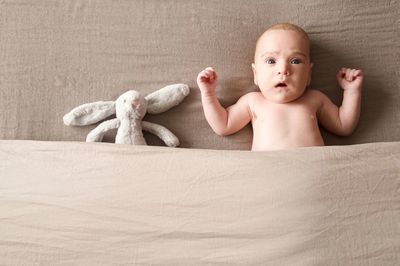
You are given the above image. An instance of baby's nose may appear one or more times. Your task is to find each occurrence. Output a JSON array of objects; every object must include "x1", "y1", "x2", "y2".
[
  {"x1": 277, "y1": 63, "x2": 290, "y2": 75},
  {"x1": 277, "y1": 69, "x2": 289, "y2": 76}
]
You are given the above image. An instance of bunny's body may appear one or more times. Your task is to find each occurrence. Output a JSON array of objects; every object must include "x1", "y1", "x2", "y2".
[
  {"x1": 64, "y1": 84, "x2": 190, "y2": 147},
  {"x1": 117, "y1": 118, "x2": 145, "y2": 145}
]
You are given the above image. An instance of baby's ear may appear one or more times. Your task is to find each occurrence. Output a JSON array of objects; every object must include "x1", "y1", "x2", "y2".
[
  {"x1": 307, "y1": 63, "x2": 314, "y2": 86},
  {"x1": 251, "y1": 63, "x2": 258, "y2": 86}
]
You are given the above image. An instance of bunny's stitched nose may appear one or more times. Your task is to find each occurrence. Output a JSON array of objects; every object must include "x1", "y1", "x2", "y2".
[{"x1": 132, "y1": 101, "x2": 141, "y2": 109}]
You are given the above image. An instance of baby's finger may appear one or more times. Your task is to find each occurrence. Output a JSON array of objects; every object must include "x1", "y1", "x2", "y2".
[
  {"x1": 197, "y1": 72, "x2": 210, "y2": 84},
  {"x1": 206, "y1": 69, "x2": 217, "y2": 82},
  {"x1": 197, "y1": 71, "x2": 207, "y2": 80},
  {"x1": 344, "y1": 68, "x2": 350, "y2": 81},
  {"x1": 201, "y1": 71, "x2": 212, "y2": 82},
  {"x1": 337, "y1": 68, "x2": 347, "y2": 79},
  {"x1": 353, "y1": 69, "x2": 363, "y2": 78},
  {"x1": 350, "y1": 69, "x2": 357, "y2": 81},
  {"x1": 202, "y1": 69, "x2": 213, "y2": 78}
]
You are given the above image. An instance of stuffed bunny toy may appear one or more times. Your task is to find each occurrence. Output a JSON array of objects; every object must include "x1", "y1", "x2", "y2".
[{"x1": 63, "y1": 83, "x2": 190, "y2": 147}]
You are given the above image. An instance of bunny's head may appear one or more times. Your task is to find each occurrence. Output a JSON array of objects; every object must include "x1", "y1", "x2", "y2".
[{"x1": 115, "y1": 90, "x2": 148, "y2": 120}]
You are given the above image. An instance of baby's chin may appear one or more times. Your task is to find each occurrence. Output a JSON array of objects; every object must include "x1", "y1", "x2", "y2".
[
  {"x1": 261, "y1": 91, "x2": 303, "y2": 104},
  {"x1": 269, "y1": 98, "x2": 297, "y2": 104},
  {"x1": 260, "y1": 85, "x2": 307, "y2": 104}
]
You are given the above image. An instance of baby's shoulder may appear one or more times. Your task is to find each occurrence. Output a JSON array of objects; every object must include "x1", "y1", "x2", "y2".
[
  {"x1": 305, "y1": 89, "x2": 325, "y2": 97},
  {"x1": 234, "y1": 92, "x2": 264, "y2": 110},
  {"x1": 303, "y1": 89, "x2": 329, "y2": 101},
  {"x1": 240, "y1": 91, "x2": 264, "y2": 102},
  {"x1": 302, "y1": 89, "x2": 333, "y2": 110}
]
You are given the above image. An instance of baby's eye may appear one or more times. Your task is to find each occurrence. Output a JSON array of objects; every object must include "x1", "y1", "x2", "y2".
[
  {"x1": 265, "y1": 58, "x2": 276, "y2": 64},
  {"x1": 290, "y1": 59, "x2": 302, "y2": 64}
]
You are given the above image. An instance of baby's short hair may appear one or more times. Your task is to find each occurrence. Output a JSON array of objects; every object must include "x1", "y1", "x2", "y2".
[
  {"x1": 266, "y1": 23, "x2": 310, "y2": 44},
  {"x1": 255, "y1": 23, "x2": 311, "y2": 59}
]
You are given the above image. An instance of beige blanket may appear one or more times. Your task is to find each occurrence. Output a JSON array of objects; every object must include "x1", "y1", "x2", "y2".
[{"x1": 1, "y1": 140, "x2": 399, "y2": 265}]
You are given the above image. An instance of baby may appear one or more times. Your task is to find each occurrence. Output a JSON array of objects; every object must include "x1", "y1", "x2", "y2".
[{"x1": 197, "y1": 23, "x2": 364, "y2": 151}]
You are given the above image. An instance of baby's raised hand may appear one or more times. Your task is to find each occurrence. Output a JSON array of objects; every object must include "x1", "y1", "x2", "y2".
[
  {"x1": 336, "y1": 67, "x2": 364, "y2": 93},
  {"x1": 197, "y1": 67, "x2": 218, "y2": 96}
]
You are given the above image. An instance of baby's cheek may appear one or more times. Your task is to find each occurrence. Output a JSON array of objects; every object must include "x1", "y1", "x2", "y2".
[{"x1": 257, "y1": 80, "x2": 271, "y2": 90}]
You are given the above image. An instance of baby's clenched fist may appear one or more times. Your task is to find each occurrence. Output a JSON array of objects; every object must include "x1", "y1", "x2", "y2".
[
  {"x1": 336, "y1": 67, "x2": 364, "y2": 93},
  {"x1": 197, "y1": 67, "x2": 218, "y2": 96}
]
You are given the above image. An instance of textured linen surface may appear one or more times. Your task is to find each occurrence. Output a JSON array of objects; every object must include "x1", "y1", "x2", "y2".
[{"x1": 1, "y1": 140, "x2": 399, "y2": 265}]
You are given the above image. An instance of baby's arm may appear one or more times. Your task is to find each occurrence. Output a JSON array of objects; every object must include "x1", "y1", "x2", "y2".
[
  {"x1": 317, "y1": 68, "x2": 364, "y2": 136},
  {"x1": 197, "y1": 67, "x2": 252, "y2": 136}
]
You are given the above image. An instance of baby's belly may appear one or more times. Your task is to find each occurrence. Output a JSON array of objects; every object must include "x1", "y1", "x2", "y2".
[{"x1": 251, "y1": 123, "x2": 325, "y2": 151}]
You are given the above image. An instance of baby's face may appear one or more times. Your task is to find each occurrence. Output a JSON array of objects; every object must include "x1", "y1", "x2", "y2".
[{"x1": 252, "y1": 29, "x2": 313, "y2": 103}]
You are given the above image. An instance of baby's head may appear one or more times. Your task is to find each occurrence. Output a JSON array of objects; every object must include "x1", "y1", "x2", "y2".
[
  {"x1": 252, "y1": 23, "x2": 313, "y2": 103},
  {"x1": 255, "y1": 23, "x2": 311, "y2": 58}
]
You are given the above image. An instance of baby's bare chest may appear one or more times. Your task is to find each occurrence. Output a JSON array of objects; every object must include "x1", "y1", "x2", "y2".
[
  {"x1": 248, "y1": 94, "x2": 324, "y2": 149},
  {"x1": 252, "y1": 103, "x2": 318, "y2": 129}
]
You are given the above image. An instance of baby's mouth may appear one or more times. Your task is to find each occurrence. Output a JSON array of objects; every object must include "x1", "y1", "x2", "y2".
[{"x1": 275, "y1": 82, "x2": 288, "y2": 88}]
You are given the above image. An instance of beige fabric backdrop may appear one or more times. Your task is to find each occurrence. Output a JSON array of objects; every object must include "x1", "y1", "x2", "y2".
[{"x1": 0, "y1": 0, "x2": 399, "y2": 149}]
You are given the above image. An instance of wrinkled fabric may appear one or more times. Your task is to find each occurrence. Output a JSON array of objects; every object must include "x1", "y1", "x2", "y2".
[{"x1": 1, "y1": 140, "x2": 399, "y2": 265}]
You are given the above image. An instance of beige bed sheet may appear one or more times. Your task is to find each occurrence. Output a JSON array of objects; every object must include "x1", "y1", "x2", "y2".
[
  {"x1": 1, "y1": 140, "x2": 399, "y2": 265},
  {"x1": 0, "y1": 0, "x2": 399, "y2": 150}
]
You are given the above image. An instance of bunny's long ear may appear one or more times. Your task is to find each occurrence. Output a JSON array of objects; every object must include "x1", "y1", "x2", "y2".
[
  {"x1": 63, "y1": 101, "x2": 116, "y2": 126},
  {"x1": 145, "y1": 84, "x2": 190, "y2": 114}
]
